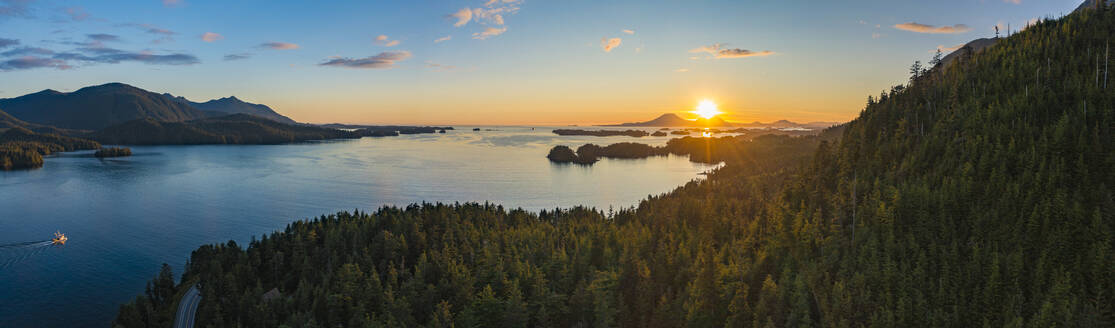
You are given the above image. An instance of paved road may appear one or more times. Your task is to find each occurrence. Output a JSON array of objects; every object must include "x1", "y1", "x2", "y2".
[{"x1": 173, "y1": 284, "x2": 201, "y2": 328}]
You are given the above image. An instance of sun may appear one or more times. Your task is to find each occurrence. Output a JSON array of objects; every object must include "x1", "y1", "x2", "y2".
[{"x1": 693, "y1": 100, "x2": 721, "y2": 119}]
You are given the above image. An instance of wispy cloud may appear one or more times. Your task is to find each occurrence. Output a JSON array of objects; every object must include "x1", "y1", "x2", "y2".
[
  {"x1": 162, "y1": 0, "x2": 183, "y2": 7},
  {"x1": 259, "y1": 42, "x2": 299, "y2": 50},
  {"x1": 601, "y1": 37, "x2": 621, "y2": 52},
  {"x1": 64, "y1": 7, "x2": 89, "y2": 21},
  {"x1": 425, "y1": 61, "x2": 457, "y2": 72},
  {"x1": 87, "y1": 33, "x2": 120, "y2": 42},
  {"x1": 690, "y1": 43, "x2": 774, "y2": 59},
  {"x1": 1, "y1": 46, "x2": 53, "y2": 57},
  {"x1": 448, "y1": 8, "x2": 472, "y2": 27},
  {"x1": 894, "y1": 22, "x2": 971, "y2": 34},
  {"x1": 434, "y1": 35, "x2": 452, "y2": 43},
  {"x1": 1004, "y1": 0, "x2": 1021, "y2": 4},
  {"x1": 0, "y1": 38, "x2": 18, "y2": 49},
  {"x1": 674, "y1": 68, "x2": 689, "y2": 73},
  {"x1": 473, "y1": 27, "x2": 506, "y2": 40},
  {"x1": 0, "y1": 57, "x2": 70, "y2": 71},
  {"x1": 201, "y1": 32, "x2": 223, "y2": 42},
  {"x1": 448, "y1": 0, "x2": 522, "y2": 40},
  {"x1": 375, "y1": 35, "x2": 400, "y2": 47},
  {"x1": 319, "y1": 51, "x2": 411, "y2": 69},
  {"x1": 56, "y1": 47, "x2": 200, "y2": 65},
  {"x1": 623, "y1": 29, "x2": 635, "y2": 35},
  {"x1": 117, "y1": 23, "x2": 177, "y2": 43},
  {"x1": 223, "y1": 53, "x2": 250, "y2": 61},
  {"x1": 0, "y1": 0, "x2": 34, "y2": 18}
]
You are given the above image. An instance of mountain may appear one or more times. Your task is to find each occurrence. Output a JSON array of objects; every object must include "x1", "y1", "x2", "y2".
[
  {"x1": 0, "y1": 83, "x2": 210, "y2": 130},
  {"x1": 91, "y1": 113, "x2": 358, "y2": 145},
  {"x1": 939, "y1": 37, "x2": 999, "y2": 67},
  {"x1": 606, "y1": 113, "x2": 735, "y2": 127},
  {"x1": 1077, "y1": 0, "x2": 1112, "y2": 11},
  {"x1": 116, "y1": 7, "x2": 1115, "y2": 327},
  {"x1": 163, "y1": 94, "x2": 297, "y2": 125},
  {"x1": 607, "y1": 113, "x2": 840, "y2": 129}
]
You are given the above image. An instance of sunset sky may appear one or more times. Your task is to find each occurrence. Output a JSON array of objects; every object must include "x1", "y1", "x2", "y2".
[{"x1": 0, "y1": 0, "x2": 1087, "y2": 125}]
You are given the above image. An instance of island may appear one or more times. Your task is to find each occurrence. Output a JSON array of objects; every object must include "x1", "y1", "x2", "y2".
[
  {"x1": 551, "y1": 129, "x2": 650, "y2": 137},
  {"x1": 0, "y1": 126, "x2": 101, "y2": 170},
  {"x1": 94, "y1": 147, "x2": 132, "y2": 158}
]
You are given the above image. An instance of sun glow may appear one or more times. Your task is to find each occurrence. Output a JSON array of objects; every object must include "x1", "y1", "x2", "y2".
[{"x1": 693, "y1": 100, "x2": 721, "y2": 119}]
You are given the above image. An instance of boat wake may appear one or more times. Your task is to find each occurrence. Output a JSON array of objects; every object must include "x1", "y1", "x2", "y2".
[{"x1": 0, "y1": 240, "x2": 54, "y2": 270}]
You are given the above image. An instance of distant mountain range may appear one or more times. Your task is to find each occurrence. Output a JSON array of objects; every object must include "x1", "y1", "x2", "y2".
[
  {"x1": 605, "y1": 113, "x2": 840, "y2": 130},
  {"x1": 0, "y1": 83, "x2": 296, "y2": 130},
  {"x1": 162, "y1": 94, "x2": 296, "y2": 125}
]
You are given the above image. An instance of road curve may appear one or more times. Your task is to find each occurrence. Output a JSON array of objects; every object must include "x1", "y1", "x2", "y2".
[{"x1": 173, "y1": 284, "x2": 201, "y2": 328}]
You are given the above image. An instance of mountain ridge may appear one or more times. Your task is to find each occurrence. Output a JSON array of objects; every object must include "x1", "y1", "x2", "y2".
[{"x1": 161, "y1": 93, "x2": 297, "y2": 124}]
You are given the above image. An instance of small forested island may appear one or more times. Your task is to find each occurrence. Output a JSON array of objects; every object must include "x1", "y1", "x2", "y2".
[
  {"x1": 552, "y1": 129, "x2": 650, "y2": 137},
  {"x1": 651, "y1": 131, "x2": 667, "y2": 137},
  {"x1": 547, "y1": 134, "x2": 830, "y2": 165},
  {"x1": 355, "y1": 126, "x2": 452, "y2": 137},
  {"x1": 94, "y1": 147, "x2": 132, "y2": 158},
  {"x1": 0, "y1": 127, "x2": 100, "y2": 170}
]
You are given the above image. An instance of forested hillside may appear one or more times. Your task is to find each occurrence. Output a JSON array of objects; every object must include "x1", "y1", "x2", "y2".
[
  {"x1": 116, "y1": 7, "x2": 1113, "y2": 328},
  {"x1": 0, "y1": 127, "x2": 100, "y2": 170},
  {"x1": 92, "y1": 114, "x2": 360, "y2": 145}
]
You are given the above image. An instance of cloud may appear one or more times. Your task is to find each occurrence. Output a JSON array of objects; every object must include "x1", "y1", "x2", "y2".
[
  {"x1": 674, "y1": 68, "x2": 689, "y2": 73},
  {"x1": 0, "y1": 56, "x2": 71, "y2": 71},
  {"x1": 0, "y1": 38, "x2": 18, "y2": 48},
  {"x1": 163, "y1": 0, "x2": 183, "y2": 7},
  {"x1": 872, "y1": 32, "x2": 884, "y2": 39},
  {"x1": 601, "y1": 37, "x2": 621, "y2": 52},
  {"x1": 1, "y1": 46, "x2": 53, "y2": 57},
  {"x1": 223, "y1": 53, "x2": 250, "y2": 61},
  {"x1": 375, "y1": 35, "x2": 399, "y2": 47},
  {"x1": 64, "y1": 7, "x2": 89, "y2": 21},
  {"x1": 425, "y1": 61, "x2": 457, "y2": 72},
  {"x1": 56, "y1": 48, "x2": 199, "y2": 65},
  {"x1": 894, "y1": 22, "x2": 971, "y2": 34},
  {"x1": 623, "y1": 29, "x2": 635, "y2": 35},
  {"x1": 0, "y1": 0, "x2": 33, "y2": 18},
  {"x1": 118, "y1": 23, "x2": 177, "y2": 43},
  {"x1": 434, "y1": 35, "x2": 452, "y2": 43},
  {"x1": 127, "y1": 23, "x2": 175, "y2": 36},
  {"x1": 87, "y1": 33, "x2": 120, "y2": 42},
  {"x1": 690, "y1": 43, "x2": 774, "y2": 59},
  {"x1": 473, "y1": 27, "x2": 506, "y2": 40},
  {"x1": 448, "y1": 0, "x2": 522, "y2": 39},
  {"x1": 449, "y1": 8, "x2": 472, "y2": 27},
  {"x1": 259, "y1": 42, "x2": 299, "y2": 50},
  {"x1": 1004, "y1": 0, "x2": 1021, "y2": 4},
  {"x1": 201, "y1": 32, "x2": 223, "y2": 42},
  {"x1": 319, "y1": 51, "x2": 411, "y2": 69}
]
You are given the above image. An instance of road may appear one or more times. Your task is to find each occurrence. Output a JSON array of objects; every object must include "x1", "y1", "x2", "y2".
[{"x1": 173, "y1": 284, "x2": 201, "y2": 328}]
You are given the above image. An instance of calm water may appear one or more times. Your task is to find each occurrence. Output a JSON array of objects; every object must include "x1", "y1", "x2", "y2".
[{"x1": 0, "y1": 126, "x2": 718, "y2": 327}]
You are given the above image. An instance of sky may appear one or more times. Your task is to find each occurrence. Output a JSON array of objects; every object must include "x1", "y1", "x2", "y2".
[{"x1": 0, "y1": 0, "x2": 1090, "y2": 125}]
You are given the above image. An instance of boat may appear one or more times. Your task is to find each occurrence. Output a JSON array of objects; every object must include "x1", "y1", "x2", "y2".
[{"x1": 52, "y1": 231, "x2": 67, "y2": 245}]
